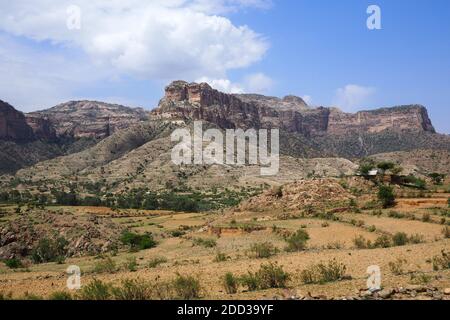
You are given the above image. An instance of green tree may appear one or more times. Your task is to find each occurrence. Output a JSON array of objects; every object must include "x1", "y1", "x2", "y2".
[{"x1": 378, "y1": 185, "x2": 396, "y2": 208}]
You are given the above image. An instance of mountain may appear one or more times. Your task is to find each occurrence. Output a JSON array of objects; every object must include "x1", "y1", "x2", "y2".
[
  {"x1": 0, "y1": 100, "x2": 150, "y2": 174},
  {"x1": 1, "y1": 80, "x2": 449, "y2": 180},
  {"x1": 152, "y1": 81, "x2": 436, "y2": 136},
  {"x1": 0, "y1": 100, "x2": 35, "y2": 142},
  {"x1": 28, "y1": 100, "x2": 149, "y2": 139}
]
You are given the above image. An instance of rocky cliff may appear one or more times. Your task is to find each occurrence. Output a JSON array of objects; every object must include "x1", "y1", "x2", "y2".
[
  {"x1": 28, "y1": 101, "x2": 149, "y2": 139},
  {"x1": 0, "y1": 100, "x2": 35, "y2": 142},
  {"x1": 152, "y1": 81, "x2": 436, "y2": 136}
]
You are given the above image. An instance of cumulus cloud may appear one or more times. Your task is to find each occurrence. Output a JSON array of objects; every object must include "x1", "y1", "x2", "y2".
[
  {"x1": 196, "y1": 72, "x2": 273, "y2": 94},
  {"x1": 0, "y1": 1, "x2": 269, "y2": 80},
  {"x1": 333, "y1": 84, "x2": 376, "y2": 111}
]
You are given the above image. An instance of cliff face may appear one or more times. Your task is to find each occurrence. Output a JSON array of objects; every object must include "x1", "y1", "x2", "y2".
[
  {"x1": 28, "y1": 101, "x2": 149, "y2": 139},
  {"x1": 25, "y1": 115, "x2": 58, "y2": 141},
  {"x1": 152, "y1": 81, "x2": 436, "y2": 136},
  {"x1": 0, "y1": 100, "x2": 35, "y2": 142}
]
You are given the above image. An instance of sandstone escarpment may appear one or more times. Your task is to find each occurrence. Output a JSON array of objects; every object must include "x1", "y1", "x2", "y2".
[
  {"x1": 29, "y1": 100, "x2": 149, "y2": 139},
  {"x1": 152, "y1": 81, "x2": 436, "y2": 137},
  {"x1": 0, "y1": 100, "x2": 35, "y2": 142},
  {"x1": 25, "y1": 114, "x2": 58, "y2": 141}
]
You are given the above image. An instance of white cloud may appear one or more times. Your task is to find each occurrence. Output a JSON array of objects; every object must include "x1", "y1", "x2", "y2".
[
  {"x1": 0, "y1": 1, "x2": 269, "y2": 81},
  {"x1": 196, "y1": 72, "x2": 273, "y2": 94},
  {"x1": 333, "y1": 84, "x2": 376, "y2": 111},
  {"x1": 195, "y1": 77, "x2": 244, "y2": 93}
]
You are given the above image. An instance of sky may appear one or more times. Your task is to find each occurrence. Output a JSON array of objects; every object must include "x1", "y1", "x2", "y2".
[{"x1": 0, "y1": 0, "x2": 449, "y2": 133}]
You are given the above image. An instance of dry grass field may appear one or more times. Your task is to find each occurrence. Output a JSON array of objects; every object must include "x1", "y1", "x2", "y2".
[{"x1": 0, "y1": 179, "x2": 449, "y2": 300}]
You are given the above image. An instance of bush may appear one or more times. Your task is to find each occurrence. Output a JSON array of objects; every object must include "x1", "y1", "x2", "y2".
[
  {"x1": 285, "y1": 229, "x2": 309, "y2": 252},
  {"x1": 4, "y1": 258, "x2": 23, "y2": 269},
  {"x1": 31, "y1": 237, "x2": 68, "y2": 264},
  {"x1": 147, "y1": 257, "x2": 167, "y2": 268},
  {"x1": 373, "y1": 235, "x2": 392, "y2": 248},
  {"x1": 49, "y1": 291, "x2": 73, "y2": 300},
  {"x1": 214, "y1": 252, "x2": 229, "y2": 263},
  {"x1": 78, "y1": 279, "x2": 112, "y2": 300},
  {"x1": 222, "y1": 273, "x2": 238, "y2": 294},
  {"x1": 239, "y1": 263, "x2": 290, "y2": 291},
  {"x1": 432, "y1": 250, "x2": 449, "y2": 271},
  {"x1": 93, "y1": 257, "x2": 117, "y2": 274},
  {"x1": 408, "y1": 234, "x2": 424, "y2": 244},
  {"x1": 250, "y1": 242, "x2": 278, "y2": 258},
  {"x1": 421, "y1": 213, "x2": 431, "y2": 222},
  {"x1": 112, "y1": 279, "x2": 152, "y2": 300},
  {"x1": 124, "y1": 256, "x2": 138, "y2": 272},
  {"x1": 442, "y1": 226, "x2": 450, "y2": 239},
  {"x1": 388, "y1": 258, "x2": 407, "y2": 275},
  {"x1": 192, "y1": 238, "x2": 217, "y2": 248},
  {"x1": 240, "y1": 273, "x2": 260, "y2": 291},
  {"x1": 300, "y1": 259, "x2": 347, "y2": 284},
  {"x1": 256, "y1": 262, "x2": 290, "y2": 289},
  {"x1": 392, "y1": 232, "x2": 408, "y2": 246},
  {"x1": 120, "y1": 231, "x2": 156, "y2": 252},
  {"x1": 353, "y1": 235, "x2": 372, "y2": 249},
  {"x1": 378, "y1": 185, "x2": 396, "y2": 208},
  {"x1": 172, "y1": 274, "x2": 201, "y2": 300}
]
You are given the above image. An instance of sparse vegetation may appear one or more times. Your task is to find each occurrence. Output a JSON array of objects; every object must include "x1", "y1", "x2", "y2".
[
  {"x1": 249, "y1": 242, "x2": 278, "y2": 258},
  {"x1": 93, "y1": 257, "x2": 117, "y2": 274},
  {"x1": 388, "y1": 258, "x2": 408, "y2": 275},
  {"x1": 431, "y1": 250, "x2": 449, "y2": 271},
  {"x1": 31, "y1": 237, "x2": 68, "y2": 264},
  {"x1": 147, "y1": 257, "x2": 168, "y2": 268},
  {"x1": 172, "y1": 274, "x2": 201, "y2": 300},
  {"x1": 4, "y1": 258, "x2": 23, "y2": 269},
  {"x1": 378, "y1": 185, "x2": 396, "y2": 208},
  {"x1": 284, "y1": 229, "x2": 309, "y2": 252},
  {"x1": 192, "y1": 237, "x2": 217, "y2": 248},
  {"x1": 120, "y1": 231, "x2": 156, "y2": 252},
  {"x1": 222, "y1": 273, "x2": 238, "y2": 294},
  {"x1": 240, "y1": 263, "x2": 290, "y2": 291},
  {"x1": 300, "y1": 259, "x2": 347, "y2": 284}
]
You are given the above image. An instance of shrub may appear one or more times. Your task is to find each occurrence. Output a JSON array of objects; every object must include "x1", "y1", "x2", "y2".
[
  {"x1": 124, "y1": 256, "x2": 138, "y2": 272},
  {"x1": 172, "y1": 274, "x2": 201, "y2": 300},
  {"x1": 388, "y1": 258, "x2": 407, "y2": 275},
  {"x1": 408, "y1": 234, "x2": 424, "y2": 244},
  {"x1": 392, "y1": 232, "x2": 408, "y2": 246},
  {"x1": 4, "y1": 258, "x2": 23, "y2": 269},
  {"x1": 250, "y1": 242, "x2": 278, "y2": 258},
  {"x1": 378, "y1": 185, "x2": 396, "y2": 208},
  {"x1": 421, "y1": 213, "x2": 431, "y2": 222},
  {"x1": 214, "y1": 252, "x2": 229, "y2": 263},
  {"x1": 222, "y1": 273, "x2": 238, "y2": 294},
  {"x1": 432, "y1": 250, "x2": 449, "y2": 271},
  {"x1": 49, "y1": 291, "x2": 73, "y2": 300},
  {"x1": 300, "y1": 259, "x2": 347, "y2": 284},
  {"x1": 112, "y1": 279, "x2": 152, "y2": 300},
  {"x1": 256, "y1": 262, "x2": 290, "y2": 289},
  {"x1": 31, "y1": 237, "x2": 68, "y2": 264},
  {"x1": 410, "y1": 273, "x2": 432, "y2": 285},
  {"x1": 239, "y1": 263, "x2": 290, "y2": 291},
  {"x1": 239, "y1": 272, "x2": 260, "y2": 291},
  {"x1": 373, "y1": 235, "x2": 392, "y2": 248},
  {"x1": 147, "y1": 257, "x2": 167, "y2": 268},
  {"x1": 442, "y1": 226, "x2": 450, "y2": 239},
  {"x1": 353, "y1": 235, "x2": 372, "y2": 249},
  {"x1": 368, "y1": 225, "x2": 376, "y2": 232},
  {"x1": 93, "y1": 257, "x2": 117, "y2": 274},
  {"x1": 285, "y1": 229, "x2": 309, "y2": 252},
  {"x1": 120, "y1": 231, "x2": 156, "y2": 252},
  {"x1": 78, "y1": 279, "x2": 112, "y2": 300},
  {"x1": 192, "y1": 238, "x2": 217, "y2": 248}
]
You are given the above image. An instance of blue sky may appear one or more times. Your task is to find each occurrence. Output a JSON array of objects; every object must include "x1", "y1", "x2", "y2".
[{"x1": 0, "y1": 0, "x2": 449, "y2": 133}]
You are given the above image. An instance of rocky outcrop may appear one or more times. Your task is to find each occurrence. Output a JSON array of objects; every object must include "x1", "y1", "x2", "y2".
[
  {"x1": 0, "y1": 100, "x2": 35, "y2": 142},
  {"x1": 25, "y1": 114, "x2": 57, "y2": 141},
  {"x1": 152, "y1": 81, "x2": 436, "y2": 137},
  {"x1": 28, "y1": 100, "x2": 149, "y2": 139},
  {"x1": 328, "y1": 105, "x2": 435, "y2": 135}
]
